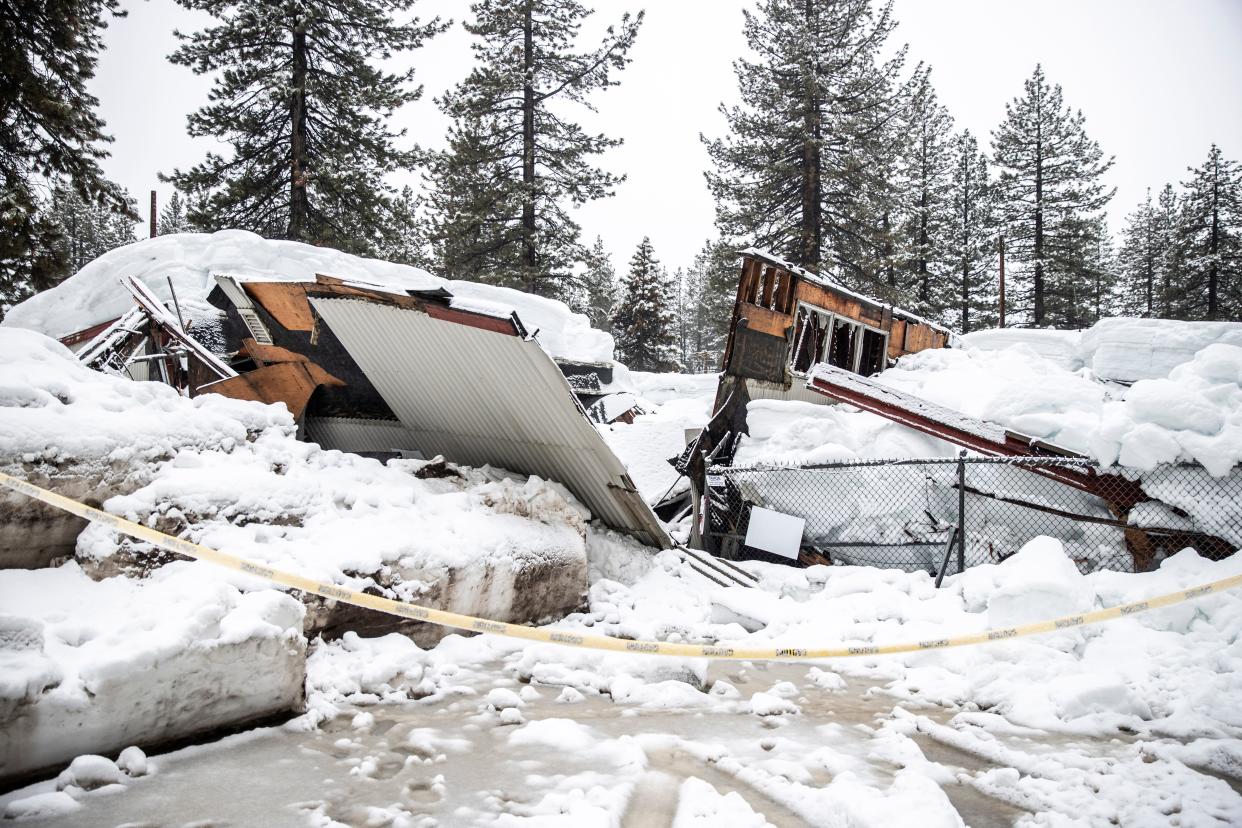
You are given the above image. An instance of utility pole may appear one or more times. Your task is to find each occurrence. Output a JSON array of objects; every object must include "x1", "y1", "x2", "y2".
[
  {"x1": 998, "y1": 235, "x2": 1006, "y2": 328},
  {"x1": 149, "y1": 190, "x2": 157, "y2": 238}
]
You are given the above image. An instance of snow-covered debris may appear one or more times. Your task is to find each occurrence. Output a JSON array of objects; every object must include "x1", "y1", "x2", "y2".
[
  {"x1": 739, "y1": 330, "x2": 1242, "y2": 476},
  {"x1": 0, "y1": 562, "x2": 305, "y2": 781},
  {"x1": 1, "y1": 230, "x2": 614, "y2": 364},
  {"x1": 0, "y1": 328, "x2": 590, "y2": 637}
]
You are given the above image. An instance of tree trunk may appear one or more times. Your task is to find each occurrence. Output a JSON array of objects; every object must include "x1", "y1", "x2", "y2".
[
  {"x1": 960, "y1": 165, "x2": 970, "y2": 332},
  {"x1": 798, "y1": 0, "x2": 821, "y2": 272},
  {"x1": 918, "y1": 136, "x2": 930, "y2": 306},
  {"x1": 1033, "y1": 115, "x2": 1045, "y2": 326},
  {"x1": 521, "y1": 0, "x2": 538, "y2": 293},
  {"x1": 289, "y1": 24, "x2": 310, "y2": 241}
]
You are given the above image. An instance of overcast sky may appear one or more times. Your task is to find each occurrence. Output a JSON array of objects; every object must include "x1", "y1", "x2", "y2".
[{"x1": 91, "y1": 0, "x2": 1242, "y2": 272}]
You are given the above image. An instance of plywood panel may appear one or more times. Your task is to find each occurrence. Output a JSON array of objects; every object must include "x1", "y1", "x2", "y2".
[
  {"x1": 244, "y1": 282, "x2": 317, "y2": 331},
  {"x1": 738, "y1": 302, "x2": 793, "y2": 338}
]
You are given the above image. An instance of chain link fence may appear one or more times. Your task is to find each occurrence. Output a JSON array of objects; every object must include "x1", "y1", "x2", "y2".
[{"x1": 702, "y1": 456, "x2": 1242, "y2": 576}]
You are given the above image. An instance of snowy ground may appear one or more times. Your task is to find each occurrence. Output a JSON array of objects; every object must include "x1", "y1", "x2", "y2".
[{"x1": 5, "y1": 537, "x2": 1242, "y2": 826}]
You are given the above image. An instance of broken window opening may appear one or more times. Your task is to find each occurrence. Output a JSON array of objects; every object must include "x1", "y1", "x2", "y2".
[{"x1": 859, "y1": 328, "x2": 888, "y2": 376}]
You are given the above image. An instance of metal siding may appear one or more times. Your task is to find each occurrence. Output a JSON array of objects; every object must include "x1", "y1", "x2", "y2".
[
  {"x1": 744, "y1": 378, "x2": 832, "y2": 405},
  {"x1": 309, "y1": 297, "x2": 669, "y2": 548},
  {"x1": 304, "y1": 417, "x2": 425, "y2": 455}
]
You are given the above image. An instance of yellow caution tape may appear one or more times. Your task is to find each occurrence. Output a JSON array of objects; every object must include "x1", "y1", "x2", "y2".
[{"x1": 2, "y1": 470, "x2": 1240, "y2": 661}]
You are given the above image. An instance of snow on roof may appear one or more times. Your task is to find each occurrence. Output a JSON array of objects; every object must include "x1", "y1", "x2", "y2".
[
  {"x1": 962, "y1": 317, "x2": 1242, "y2": 383},
  {"x1": 738, "y1": 247, "x2": 956, "y2": 337},
  {"x1": 2, "y1": 230, "x2": 614, "y2": 364}
]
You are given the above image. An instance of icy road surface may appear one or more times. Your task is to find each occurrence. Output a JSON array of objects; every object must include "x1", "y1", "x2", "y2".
[{"x1": 3, "y1": 662, "x2": 1043, "y2": 827}]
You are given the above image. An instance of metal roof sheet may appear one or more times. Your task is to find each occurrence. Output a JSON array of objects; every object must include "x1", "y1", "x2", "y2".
[{"x1": 309, "y1": 296, "x2": 671, "y2": 549}]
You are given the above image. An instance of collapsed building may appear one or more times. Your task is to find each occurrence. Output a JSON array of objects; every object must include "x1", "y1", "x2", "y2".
[
  {"x1": 684, "y1": 249, "x2": 1241, "y2": 573},
  {"x1": 68, "y1": 271, "x2": 670, "y2": 550}
]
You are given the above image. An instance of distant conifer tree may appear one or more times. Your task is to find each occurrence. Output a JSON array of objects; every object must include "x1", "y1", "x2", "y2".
[{"x1": 612, "y1": 237, "x2": 676, "y2": 371}]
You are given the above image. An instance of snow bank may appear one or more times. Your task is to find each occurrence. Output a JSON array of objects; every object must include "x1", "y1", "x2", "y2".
[
  {"x1": 0, "y1": 562, "x2": 305, "y2": 781},
  {"x1": 0, "y1": 328, "x2": 590, "y2": 637},
  {"x1": 1, "y1": 230, "x2": 614, "y2": 363},
  {"x1": 598, "y1": 371, "x2": 719, "y2": 505}
]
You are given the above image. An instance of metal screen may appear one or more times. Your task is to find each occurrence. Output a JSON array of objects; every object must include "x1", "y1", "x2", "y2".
[{"x1": 703, "y1": 456, "x2": 1242, "y2": 576}]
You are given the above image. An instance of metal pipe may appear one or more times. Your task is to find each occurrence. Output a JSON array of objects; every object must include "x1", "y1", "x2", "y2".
[{"x1": 957, "y1": 450, "x2": 967, "y2": 574}]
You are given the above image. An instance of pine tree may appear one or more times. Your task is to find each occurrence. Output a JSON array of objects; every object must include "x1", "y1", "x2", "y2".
[
  {"x1": 991, "y1": 65, "x2": 1114, "y2": 327},
  {"x1": 1079, "y1": 215, "x2": 1118, "y2": 324},
  {"x1": 574, "y1": 236, "x2": 616, "y2": 333},
  {"x1": 427, "y1": 0, "x2": 643, "y2": 298},
  {"x1": 1117, "y1": 190, "x2": 1160, "y2": 316},
  {"x1": 36, "y1": 182, "x2": 138, "y2": 280},
  {"x1": 704, "y1": 0, "x2": 912, "y2": 274},
  {"x1": 946, "y1": 130, "x2": 997, "y2": 332},
  {"x1": 612, "y1": 237, "x2": 676, "y2": 372},
  {"x1": 681, "y1": 239, "x2": 739, "y2": 372},
  {"x1": 1154, "y1": 184, "x2": 1182, "y2": 317},
  {"x1": 1176, "y1": 144, "x2": 1241, "y2": 321},
  {"x1": 164, "y1": 0, "x2": 445, "y2": 255},
  {"x1": 896, "y1": 70, "x2": 955, "y2": 318},
  {"x1": 158, "y1": 192, "x2": 194, "y2": 235},
  {"x1": 0, "y1": 0, "x2": 135, "y2": 309}
]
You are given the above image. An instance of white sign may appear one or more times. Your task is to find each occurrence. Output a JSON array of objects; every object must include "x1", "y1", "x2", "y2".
[{"x1": 744, "y1": 506, "x2": 805, "y2": 560}]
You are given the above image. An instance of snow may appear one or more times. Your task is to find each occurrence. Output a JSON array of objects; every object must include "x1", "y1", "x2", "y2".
[
  {"x1": 673, "y1": 777, "x2": 772, "y2": 827},
  {"x1": 598, "y1": 370, "x2": 719, "y2": 505},
  {"x1": 0, "y1": 327, "x2": 590, "y2": 623},
  {"x1": 1, "y1": 230, "x2": 615, "y2": 364},
  {"x1": 0, "y1": 562, "x2": 305, "y2": 779},
  {"x1": 742, "y1": 327, "x2": 1242, "y2": 477}
]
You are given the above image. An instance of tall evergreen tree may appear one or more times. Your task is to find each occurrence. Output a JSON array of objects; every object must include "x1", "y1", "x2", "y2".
[
  {"x1": 1078, "y1": 215, "x2": 1118, "y2": 324},
  {"x1": 1176, "y1": 144, "x2": 1241, "y2": 320},
  {"x1": 428, "y1": 0, "x2": 643, "y2": 298},
  {"x1": 1154, "y1": 183, "x2": 1182, "y2": 317},
  {"x1": 164, "y1": 0, "x2": 445, "y2": 254},
  {"x1": 682, "y1": 239, "x2": 739, "y2": 372},
  {"x1": 1117, "y1": 190, "x2": 1160, "y2": 317},
  {"x1": 896, "y1": 70, "x2": 955, "y2": 318},
  {"x1": 703, "y1": 0, "x2": 912, "y2": 274},
  {"x1": 945, "y1": 130, "x2": 997, "y2": 332},
  {"x1": 991, "y1": 65, "x2": 1114, "y2": 327},
  {"x1": 612, "y1": 237, "x2": 675, "y2": 371},
  {"x1": 573, "y1": 236, "x2": 616, "y2": 333},
  {"x1": 1, "y1": 0, "x2": 134, "y2": 309},
  {"x1": 158, "y1": 191, "x2": 194, "y2": 236}
]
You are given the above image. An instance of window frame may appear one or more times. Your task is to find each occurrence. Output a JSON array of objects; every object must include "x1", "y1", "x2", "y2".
[{"x1": 788, "y1": 300, "x2": 889, "y2": 378}]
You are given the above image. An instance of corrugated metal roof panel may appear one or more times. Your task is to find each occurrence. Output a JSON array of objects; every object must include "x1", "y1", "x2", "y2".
[{"x1": 309, "y1": 296, "x2": 670, "y2": 549}]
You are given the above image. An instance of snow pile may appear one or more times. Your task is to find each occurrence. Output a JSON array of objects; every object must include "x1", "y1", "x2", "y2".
[
  {"x1": 963, "y1": 317, "x2": 1242, "y2": 382},
  {"x1": 738, "y1": 332, "x2": 1242, "y2": 475},
  {"x1": 1, "y1": 230, "x2": 614, "y2": 363},
  {"x1": 0, "y1": 562, "x2": 305, "y2": 780},
  {"x1": 0, "y1": 328, "x2": 590, "y2": 630}
]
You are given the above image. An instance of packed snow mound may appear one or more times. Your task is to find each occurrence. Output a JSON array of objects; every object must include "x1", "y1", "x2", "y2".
[
  {"x1": 0, "y1": 328, "x2": 589, "y2": 614},
  {"x1": 0, "y1": 327, "x2": 290, "y2": 470},
  {"x1": 1, "y1": 230, "x2": 614, "y2": 363},
  {"x1": 740, "y1": 336, "x2": 1242, "y2": 475},
  {"x1": 962, "y1": 316, "x2": 1242, "y2": 383}
]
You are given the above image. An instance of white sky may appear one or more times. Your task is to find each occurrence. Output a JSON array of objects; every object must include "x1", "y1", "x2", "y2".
[{"x1": 91, "y1": 0, "x2": 1242, "y2": 273}]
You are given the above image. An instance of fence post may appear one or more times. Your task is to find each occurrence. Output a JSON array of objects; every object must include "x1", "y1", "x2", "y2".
[{"x1": 957, "y1": 450, "x2": 966, "y2": 574}]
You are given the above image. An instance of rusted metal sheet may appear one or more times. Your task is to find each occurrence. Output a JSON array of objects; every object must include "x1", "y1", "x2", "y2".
[{"x1": 307, "y1": 292, "x2": 671, "y2": 549}]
